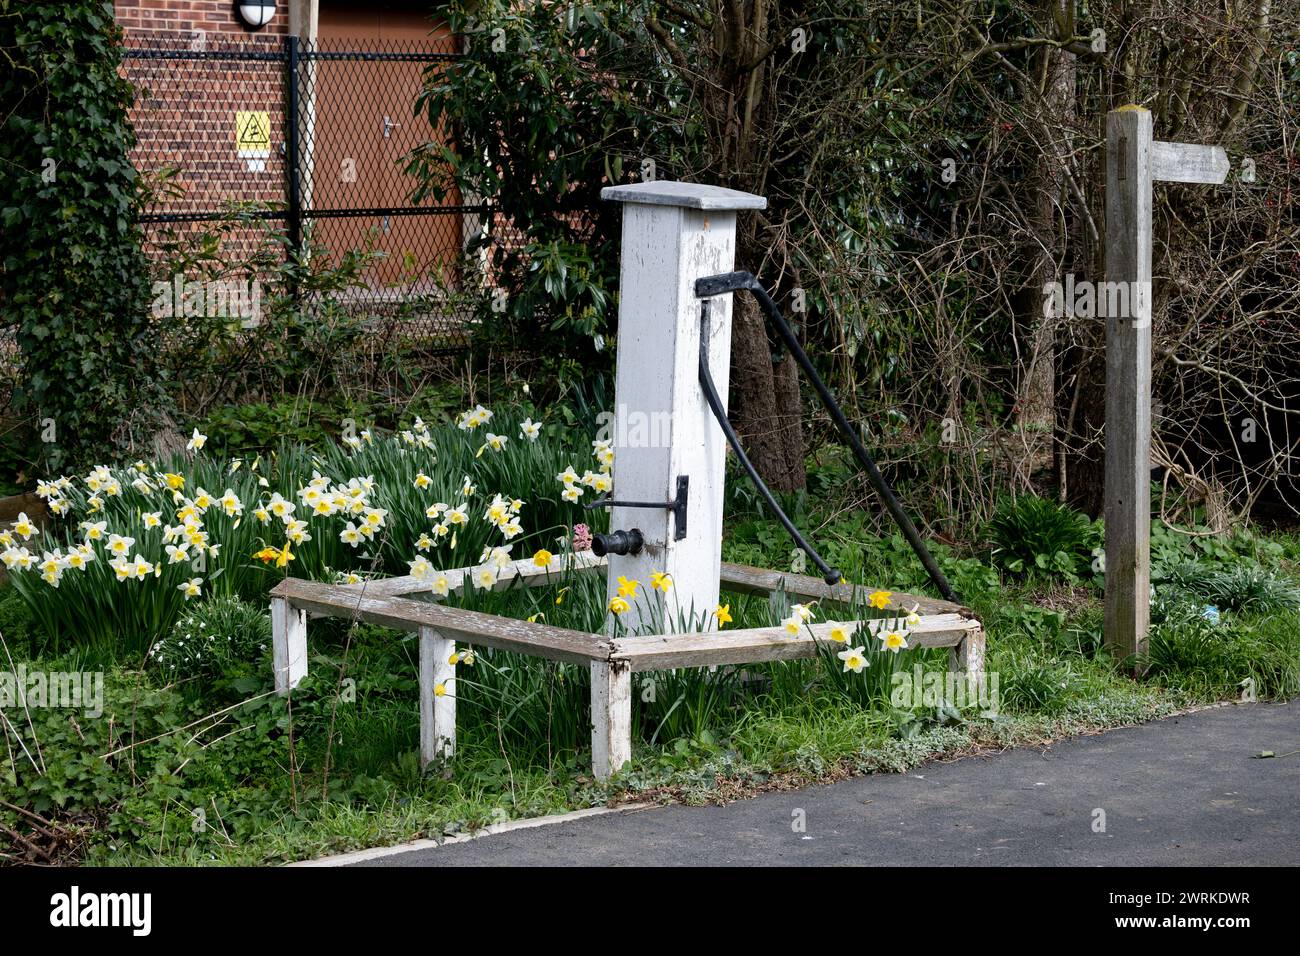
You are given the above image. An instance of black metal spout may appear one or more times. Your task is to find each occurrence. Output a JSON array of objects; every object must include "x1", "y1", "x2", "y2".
[{"x1": 592, "y1": 529, "x2": 644, "y2": 557}]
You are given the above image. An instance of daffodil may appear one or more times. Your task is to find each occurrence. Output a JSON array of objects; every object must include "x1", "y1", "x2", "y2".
[
  {"x1": 414, "y1": 472, "x2": 432, "y2": 490},
  {"x1": 608, "y1": 595, "x2": 630, "y2": 615},
  {"x1": 520, "y1": 418, "x2": 541, "y2": 441},
  {"x1": 107, "y1": 534, "x2": 135, "y2": 558},
  {"x1": 416, "y1": 533, "x2": 435, "y2": 551},
  {"x1": 186, "y1": 428, "x2": 207, "y2": 452},
  {"x1": 179, "y1": 577, "x2": 203, "y2": 599},
  {"x1": 12, "y1": 513, "x2": 36, "y2": 540},
  {"x1": 80, "y1": 520, "x2": 106, "y2": 541},
  {"x1": 340, "y1": 523, "x2": 364, "y2": 547},
  {"x1": 561, "y1": 486, "x2": 582, "y2": 503},
  {"x1": 408, "y1": 555, "x2": 434, "y2": 580},
  {"x1": 164, "y1": 473, "x2": 185, "y2": 491},
  {"x1": 868, "y1": 590, "x2": 893, "y2": 610},
  {"x1": 878, "y1": 629, "x2": 909, "y2": 653},
  {"x1": 142, "y1": 511, "x2": 162, "y2": 529},
  {"x1": 828, "y1": 622, "x2": 857, "y2": 644},
  {"x1": 617, "y1": 575, "x2": 639, "y2": 599},
  {"x1": 220, "y1": 489, "x2": 243, "y2": 517},
  {"x1": 837, "y1": 646, "x2": 868, "y2": 673},
  {"x1": 473, "y1": 565, "x2": 498, "y2": 590},
  {"x1": 781, "y1": 615, "x2": 802, "y2": 636},
  {"x1": 533, "y1": 548, "x2": 554, "y2": 568},
  {"x1": 715, "y1": 603, "x2": 732, "y2": 626},
  {"x1": 430, "y1": 574, "x2": 451, "y2": 597}
]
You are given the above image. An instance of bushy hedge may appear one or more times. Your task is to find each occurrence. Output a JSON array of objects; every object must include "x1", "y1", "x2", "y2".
[{"x1": 0, "y1": 0, "x2": 164, "y2": 471}]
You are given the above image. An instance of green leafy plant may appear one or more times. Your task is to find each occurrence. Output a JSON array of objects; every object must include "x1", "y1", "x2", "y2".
[
  {"x1": 0, "y1": 0, "x2": 166, "y2": 470},
  {"x1": 987, "y1": 495, "x2": 1099, "y2": 583}
]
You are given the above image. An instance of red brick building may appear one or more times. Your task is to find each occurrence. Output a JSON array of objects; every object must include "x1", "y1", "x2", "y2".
[{"x1": 116, "y1": 1, "x2": 470, "y2": 306}]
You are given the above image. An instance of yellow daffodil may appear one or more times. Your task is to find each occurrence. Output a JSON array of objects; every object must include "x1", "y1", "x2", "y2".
[
  {"x1": 650, "y1": 571, "x2": 672, "y2": 592},
  {"x1": 617, "y1": 575, "x2": 639, "y2": 598},
  {"x1": 715, "y1": 603, "x2": 732, "y2": 627},
  {"x1": 608, "y1": 595, "x2": 630, "y2": 615},
  {"x1": 868, "y1": 590, "x2": 892, "y2": 610},
  {"x1": 533, "y1": 548, "x2": 554, "y2": 568}
]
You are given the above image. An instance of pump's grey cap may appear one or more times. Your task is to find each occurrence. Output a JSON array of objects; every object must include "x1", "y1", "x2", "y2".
[{"x1": 601, "y1": 181, "x2": 766, "y2": 211}]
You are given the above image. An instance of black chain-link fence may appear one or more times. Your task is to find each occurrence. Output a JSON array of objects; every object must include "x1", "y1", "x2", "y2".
[{"x1": 124, "y1": 34, "x2": 490, "y2": 347}]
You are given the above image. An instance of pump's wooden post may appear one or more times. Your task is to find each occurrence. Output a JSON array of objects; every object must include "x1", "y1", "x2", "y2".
[
  {"x1": 1104, "y1": 106, "x2": 1227, "y2": 668},
  {"x1": 599, "y1": 182, "x2": 766, "y2": 636}
]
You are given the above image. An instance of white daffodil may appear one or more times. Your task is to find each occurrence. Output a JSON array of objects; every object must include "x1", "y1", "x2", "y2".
[
  {"x1": 878, "y1": 629, "x2": 910, "y2": 653},
  {"x1": 107, "y1": 534, "x2": 135, "y2": 558},
  {"x1": 520, "y1": 418, "x2": 541, "y2": 441},
  {"x1": 827, "y1": 622, "x2": 857, "y2": 644},
  {"x1": 187, "y1": 428, "x2": 207, "y2": 452},
  {"x1": 12, "y1": 513, "x2": 36, "y2": 540},
  {"x1": 837, "y1": 646, "x2": 868, "y2": 673}
]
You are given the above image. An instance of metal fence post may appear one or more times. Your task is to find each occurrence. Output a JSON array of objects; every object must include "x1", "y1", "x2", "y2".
[{"x1": 285, "y1": 35, "x2": 303, "y2": 276}]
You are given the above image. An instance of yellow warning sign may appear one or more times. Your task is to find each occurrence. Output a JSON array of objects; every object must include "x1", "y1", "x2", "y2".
[{"x1": 235, "y1": 111, "x2": 270, "y2": 158}]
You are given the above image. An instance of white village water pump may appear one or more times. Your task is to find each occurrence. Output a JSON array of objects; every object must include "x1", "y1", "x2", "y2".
[
  {"x1": 271, "y1": 180, "x2": 982, "y2": 784},
  {"x1": 591, "y1": 182, "x2": 765, "y2": 632},
  {"x1": 592, "y1": 180, "x2": 957, "y2": 633}
]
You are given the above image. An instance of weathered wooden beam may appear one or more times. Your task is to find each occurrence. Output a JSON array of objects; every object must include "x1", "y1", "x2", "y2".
[
  {"x1": 718, "y1": 562, "x2": 967, "y2": 617},
  {"x1": 418, "y1": 626, "x2": 456, "y2": 767},
  {"x1": 270, "y1": 595, "x2": 307, "y2": 693},
  {"x1": 590, "y1": 659, "x2": 632, "y2": 781},
  {"x1": 1105, "y1": 106, "x2": 1155, "y2": 668},
  {"x1": 336, "y1": 550, "x2": 605, "y2": 599},
  {"x1": 270, "y1": 577, "x2": 611, "y2": 665},
  {"x1": 1151, "y1": 141, "x2": 1229, "y2": 184},
  {"x1": 610, "y1": 613, "x2": 980, "y2": 672}
]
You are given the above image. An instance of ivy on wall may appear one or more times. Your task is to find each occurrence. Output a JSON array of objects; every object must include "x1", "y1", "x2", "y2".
[{"x1": 0, "y1": 0, "x2": 166, "y2": 472}]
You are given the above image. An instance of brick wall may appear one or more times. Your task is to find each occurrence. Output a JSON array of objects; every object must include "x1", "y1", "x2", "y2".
[
  {"x1": 117, "y1": 2, "x2": 292, "y2": 282},
  {"x1": 115, "y1": 0, "x2": 290, "y2": 44}
]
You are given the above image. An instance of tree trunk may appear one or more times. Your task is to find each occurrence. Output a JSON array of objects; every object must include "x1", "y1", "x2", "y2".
[
  {"x1": 728, "y1": 291, "x2": 805, "y2": 492},
  {"x1": 1014, "y1": 0, "x2": 1076, "y2": 485}
]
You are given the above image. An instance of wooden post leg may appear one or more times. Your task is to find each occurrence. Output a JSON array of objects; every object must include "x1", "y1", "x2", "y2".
[
  {"x1": 591, "y1": 660, "x2": 632, "y2": 781},
  {"x1": 271, "y1": 596, "x2": 307, "y2": 693},
  {"x1": 949, "y1": 627, "x2": 987, "y2": 694},
  {"x1": 1104, "y1": 107, "x2": 1155, "y2": 669},
  {"x1": 419, "y1": 626, "x2": 456, "y2": 768}
]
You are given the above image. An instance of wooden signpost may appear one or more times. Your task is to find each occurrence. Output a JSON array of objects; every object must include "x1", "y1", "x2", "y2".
[{"x1": 1104, "y1": 106, "x2": 1228, "y2": 667}]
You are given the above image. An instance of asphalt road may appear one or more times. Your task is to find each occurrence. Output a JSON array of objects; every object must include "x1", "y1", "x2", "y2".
[{"x1": 349, "y1": 700, "x2": 1299, "y2": 866}]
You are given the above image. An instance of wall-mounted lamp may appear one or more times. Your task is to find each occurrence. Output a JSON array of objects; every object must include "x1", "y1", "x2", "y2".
[{"x1": 236, "y1": 0, "x2": 277, "y2": 30}]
